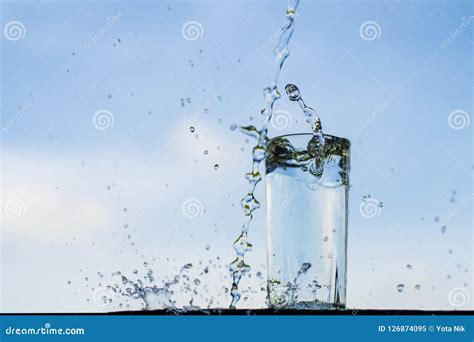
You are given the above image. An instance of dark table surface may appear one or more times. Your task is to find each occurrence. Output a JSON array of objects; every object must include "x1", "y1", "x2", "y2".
[{"x1": 4, "y1": 309, "x2": 472, "y2": 316}]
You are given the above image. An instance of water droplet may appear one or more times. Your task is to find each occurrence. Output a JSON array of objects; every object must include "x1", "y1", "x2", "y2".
[
  {"x1": 323, "y1": 236, "x2": 328, "y2": 242},
  {"x1": 397, "y1": 284, "x2": 405, "y2": 292},
  {"x1": 204, "y1": 150, "x2": 209, "y2": 155},
  {"x1": 441, "y1": 225, "x2": 446, "y2": 233},
  {"x1": 213, "y1": 164, "x2": 219, "y2": 170},
  {"x1": 406, "y1": 264, "x2": 412, "y2": 270},
  {"x1": 285, "y1": 83, "x2": 301, "y2": 101},
  {"x1": 205, "y1": 245, "x2": 211, "y2": 250},
  {"x1": 189, "y1": 126, "x2": 195, "y2": 132},
  {"x1": 415, "y1": 284, "x2": 421, "y2": 290},
  {"x1": 230, "y1": 124, "x2": 237, "y2": 131}
]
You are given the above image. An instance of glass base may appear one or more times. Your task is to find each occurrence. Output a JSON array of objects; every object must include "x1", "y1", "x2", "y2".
[{"x1": 269, "y1": 300, "x2": 346, "y2": 310}]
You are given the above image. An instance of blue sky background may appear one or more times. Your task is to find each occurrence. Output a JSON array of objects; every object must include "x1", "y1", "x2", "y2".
[{"x1": 1, "y1": 0, "x2": 472, "y2": 312}]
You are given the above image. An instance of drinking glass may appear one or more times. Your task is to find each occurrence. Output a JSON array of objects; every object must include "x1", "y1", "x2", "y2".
[{"x1": 265, "y1": 133, "x2": 350, "y2": 309}]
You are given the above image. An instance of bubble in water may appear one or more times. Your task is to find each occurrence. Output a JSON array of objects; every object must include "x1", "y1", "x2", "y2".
[
  {"x1": 296, "y1": 262, "x2": 312, "y2": 278},
  {"x1": 415, "y1": 284, "x2": 421, "y2": 290},
  {"x1": 441, "y1": 226, "x2": 447, "y2": 234},
  {"x1": 397, "y1": 284, "x2": 405, "y2": 293},
  {"x1": 406, "y1": 264, "x2": 413, "y2": 270},
  {"x1": 230, "y1": 124, "x2": 237, "y2": 131},
  {"x1": 213, "y1": 164, "x2": 219, "y2": 170},
  {"x1": 205, "y1": 245, "x2": 211, "y2": 251},
  {"x1": 204, "y1": 150, "x2": 208, "y2": 155},
  {"x1": 189, "y1": 127, "x2": 195, "y2": 133}
]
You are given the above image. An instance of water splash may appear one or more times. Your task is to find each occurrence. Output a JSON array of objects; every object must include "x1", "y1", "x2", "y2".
[
  {"x1": 267, "y1": 262, "x2": 332, "y2": 309},
  {"x1": 285, "y1": 83, "x2": 326, "y2": 176},
  {"x1": 229, "y1": 0, "x2": 301, "y2": 309},
  {"x1": 284, "y1": 84, "x2": 323, "y2": 138},
  {"x1": 107, "y1": 260, "x2": 234, "y2": 311}
]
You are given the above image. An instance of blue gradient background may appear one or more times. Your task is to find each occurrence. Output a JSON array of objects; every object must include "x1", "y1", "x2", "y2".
[{"x1": 1, "y1": 0, "x2": 472, "y2": 312}]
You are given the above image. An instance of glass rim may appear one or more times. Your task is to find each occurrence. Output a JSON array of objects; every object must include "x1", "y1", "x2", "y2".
[{"x1": 267, "y1": 133, "x2": 350, "y2": 146}]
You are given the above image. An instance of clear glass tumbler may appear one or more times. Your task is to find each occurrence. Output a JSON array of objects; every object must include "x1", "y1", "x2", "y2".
[{"x1": 265, "y1": 133, "x2": 350, "y2": 309}]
